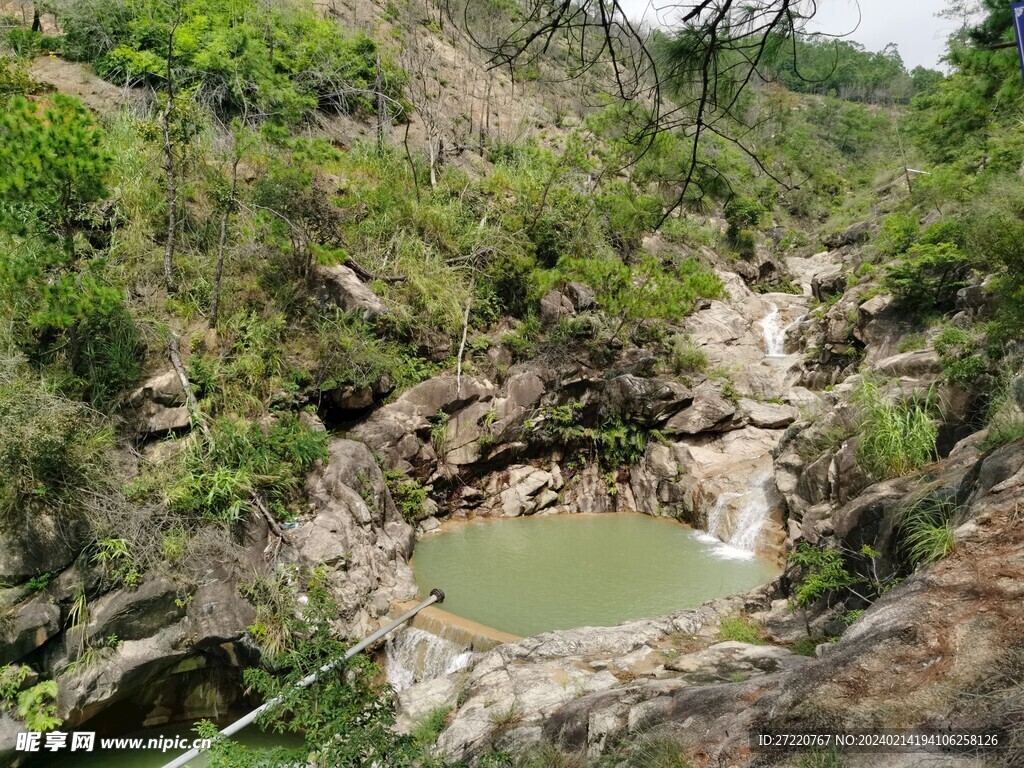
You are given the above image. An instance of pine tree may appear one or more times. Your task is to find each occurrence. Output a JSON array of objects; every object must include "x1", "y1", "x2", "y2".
[{"x1": 0, "y1": 94, "x2": 112, "y2": 258}]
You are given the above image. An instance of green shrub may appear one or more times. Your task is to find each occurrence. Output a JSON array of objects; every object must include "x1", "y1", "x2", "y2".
[
  {"x1": 0, "y1": 55, "x2": 36, "y2": 97},
  {"x1": 16, "y1": 681, "x2": 61, "y2": 731},
  {"x1": 500, "y1": 331, "x2": 535, "y2": 362},
  {"x1": 724, "y1": 197, "x2": 765, "y2": 242},
  {"x1": 885, "y1": 242, "x2": 974, "y2": 312},
  {"x1": 854, "y1": 378, "x2": 937, "y2": 479},
  {"x1": 167, "y1": 413, "x2": 328, "y2": 526},
  {"x1": 314, "y1": 312, "x2": 409, "y2": 394},
  {"x1": 536, "y1": 254, "x2": 723, "y2": 340},
  {"x1": 3, "y1": 28, "x2": 50, "y2": 58},
  {"x1": 384, "y1": 470, "x2": 428, "y2": 524},
  {"x1": 57, "y1": 0, "x2": 404, "y2": 124},
  {"x1": 876, "y1": 212, "x2": 919, "y2": 256},
  {"x1": 0, "y1": 665, "x2": 29, "y2": 701},
  {"x1": 788, "y1": 542, "x2": 859, "y2": 607},
  {"x1": 669, "y1": 336, "x2": 708, "y2": 375},
  {"x1": 412, "y1": 705, "x2": 452, "y2": 747},
  {"x1": 934, "y1": 326, "x2": 988, "y2": 385},
  {"x1": 0, "y1": 94, "x2": 112, "y2": 256},
  {"x1": 595, "y1": 419, "x2": 652, "y2": 469},
  {"x1": 224, "y1": 568, "x2": 420, "y2": 764},
  {"x1": 596, "y1": 186, "x2": 662, "y2": 255},
  {"x1": 92, "y1": 537, "x2": 140, "y2": 588},
  {"x1": 900, "y1": 495, "x2": 958, "y2": 567}
]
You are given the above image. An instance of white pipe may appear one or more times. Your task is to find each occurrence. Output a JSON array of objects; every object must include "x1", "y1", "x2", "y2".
[{"x1": 160, "y1": 588, "x2": 445, "y2": 768}]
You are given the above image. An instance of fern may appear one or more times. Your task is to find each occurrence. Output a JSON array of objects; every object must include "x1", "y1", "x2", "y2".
[{"x1": 17, "y1": 681, "x2": 61, "y2": 731}]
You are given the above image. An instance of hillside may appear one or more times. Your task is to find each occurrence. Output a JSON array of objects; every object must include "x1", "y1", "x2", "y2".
[{"x1": 0, "y1": 1, "x2": 1022, "y2": 768}]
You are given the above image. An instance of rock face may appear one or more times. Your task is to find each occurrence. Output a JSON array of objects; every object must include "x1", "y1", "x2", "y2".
[
  {"x1": 397, "y1": 593, "x2": 770, "y2": 758},
  {"x1": 126, "y1": 370, "x2": 190, "y2": 437},
  {"x1": 0, "y1": 513, "x2": 87, "y2": 585},
  {"x1": 0, "y1": 437, "x2": 421, "y2": 752},
  {"x1": 296, "y1": 438, "x2": 418, "y2": 637},
  {"x1": 0, "y1": 597, "x2": 60, "y2": 665},
  {"x1": 314, "y1": 263, "x2": 389, "y2": 320}
]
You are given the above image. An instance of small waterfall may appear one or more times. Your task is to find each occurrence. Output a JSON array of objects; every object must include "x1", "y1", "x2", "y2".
[
  {"x1": 760, "y1": 302, "x2": 787, "y2": 357},
  {"x1": 696, "y1": 473, "x2": 775, "y2": 558},
  {"x1": 385, "y1": 626, "x2": 473, "y2": 692}
]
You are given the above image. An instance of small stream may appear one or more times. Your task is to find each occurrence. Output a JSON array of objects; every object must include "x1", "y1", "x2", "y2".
[
  {"x1": 385, "y1": 626, "x2": 474, "y2": 692},
  {"x1": 761, "y1": 302, "x2": 787, "y2": 357}
]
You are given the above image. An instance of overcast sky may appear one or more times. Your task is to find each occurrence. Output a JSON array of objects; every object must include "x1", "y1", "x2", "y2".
[{"x1": 618, "y1": 0, "x2": 957, "y2": 70}]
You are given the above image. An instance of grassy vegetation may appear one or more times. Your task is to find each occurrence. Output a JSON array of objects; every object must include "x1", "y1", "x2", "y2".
[
  {"x1": 167, "y1": 414, "x2": 328, "y2": 526},
  {"x1": 0, "y1": 357, "x2": 114, "y2": 528},
  {"x1": 717, "y1": 616, "x2": 765, "y2": 645},
  {"x1": 787, "y1": 542, "x2": 859, "y2": 608},
  {"x1": 534, "y1": 400, "x2": 656, "y2": 471},
  {"x1": 412, "y1": 706, "x2": 453, "y2": 747},
  {"x1": 900, "y1": 495, "x2": 959, "y2": 567},
  {"x1": 0, "y1": 0, "x2": 1018, "y2": 763},
  {"x1": 854, "y1": 378, "x2": 937, "y2": 480},
  {"x1": 1, "y1": 666, "x2": 61, "y2": 732}
]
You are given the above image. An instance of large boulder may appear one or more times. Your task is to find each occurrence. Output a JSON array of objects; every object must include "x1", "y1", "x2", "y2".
[
  {"x1": 539, "y1": 290, "x2": 575, "y2": 326},
  {"x1": 352, "y1": 374, "x2": 495, "y2": 469},
  {"x1": 314, "y1": 263, "x2": 389, "y2": 321},
  {"x1": 599, "y1": 375, "x2": 692, "y2": 426},
  {"x1": 739, "y1": 398, "x2": 799, "y2": 429},
  {"x1": 86, "y1": 576, "x2": 184, "y2": 644},
  {"x1": 662, "y1": 382, "x2": 739, "y2": 435},
  {"x1": 295, "y1": 439, "x2": 418, "y2": 635},
  {"x1": 0, "y1": 596, "x2": 61, "y2": 664},
  {"x1": 0, "y1": 514, "x2": 87, "y2": 585},
  {"x1": 126, "y1": 370, "x2": 190, "y2": 437},
  {"x1": 823, "y1": 221, "x2": 872, "y2": 249}
]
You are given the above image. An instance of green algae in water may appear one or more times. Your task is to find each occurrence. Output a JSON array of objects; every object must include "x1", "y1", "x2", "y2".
[
  {"x1": 36, "y1": 725, "x2": 304, "y2": 768},
  {"x1": 412, "y1": 514, "x2": 780, "y2": 637}
]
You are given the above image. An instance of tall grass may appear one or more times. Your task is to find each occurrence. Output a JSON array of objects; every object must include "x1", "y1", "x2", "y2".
[
  {"x1": 855, "y1": 377, "x2": 937, "y2": 479},
  {"x1": 900, "y1": 495, "x2": 958, "y2": 566}
]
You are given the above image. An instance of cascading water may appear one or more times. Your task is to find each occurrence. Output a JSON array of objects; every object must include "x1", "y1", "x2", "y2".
[
  {"x1": 760, "y1": 302, "x2": 787, "y2": 357},
  {"x1": 695, "y1": 472, "x2": 776, "y2": 558},
  {"x1": 385, "y1": 626, "x2": 473, "y2": 692}
]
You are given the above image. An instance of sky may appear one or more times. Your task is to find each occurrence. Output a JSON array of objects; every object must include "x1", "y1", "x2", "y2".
[{"x1": 617, "y1": 0, "x2": 956, "y2": 71}]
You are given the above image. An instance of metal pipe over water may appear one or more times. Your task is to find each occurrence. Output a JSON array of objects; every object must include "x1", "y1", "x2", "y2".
[{"x1": 159, "y1": 588, "x2": 446, "y2": 768}]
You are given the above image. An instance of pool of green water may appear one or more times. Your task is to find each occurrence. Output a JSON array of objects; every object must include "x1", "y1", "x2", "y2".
[
  {"x1": 36, "y1": 724, "x2": 304, "y2": 767},
  {"x1": 411, "y1": 514, "x2": 780, "y2": 637}
]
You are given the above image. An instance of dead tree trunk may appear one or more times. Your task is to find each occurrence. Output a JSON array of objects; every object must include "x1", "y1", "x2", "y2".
[
  {"x1": 161, "y1": 9, "x2": 183, "y2": 294},
  {"x1": 210, "y1": 153, "x2": 239, "y2": 328},
  {"x1": 375, "y1": 52, "x2": 387, "y2": 154}
]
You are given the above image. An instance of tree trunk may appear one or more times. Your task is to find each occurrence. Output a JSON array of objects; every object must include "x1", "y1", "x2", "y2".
[
  {"x1": 428, "y1": 138, "x2": 438, "y2": 188},
  {"x1": 375, "y1": 52, "x2": 386, "y2": 154},
  {"x1": 161, "y1": 11, "x2": 182, "y2": 294},
  {"x1": 210, "y1": 154, "x2": 240, "y2": 329}
]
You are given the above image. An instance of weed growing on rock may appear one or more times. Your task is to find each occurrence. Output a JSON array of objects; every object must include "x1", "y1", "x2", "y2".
[
  {"x1": 385, "y1": 470, "x2": 429, "y2": 524},
  {"x1": 900, "y1": 495, "x2": 958, "y2": 566},
  {"x1": 854, "y1": 377, "x2": 937, "y2": 479},
  {"x1": 413, "y1": 706, "x2": 453, "y2": 747},
  {"x1": 717, "y1": 616, "x2": 765, "y2": 645}
]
